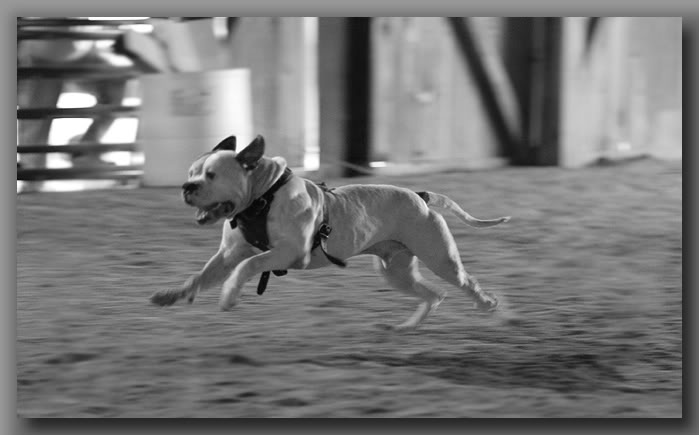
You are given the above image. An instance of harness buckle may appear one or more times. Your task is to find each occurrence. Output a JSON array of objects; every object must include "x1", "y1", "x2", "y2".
[
  {"x1": 318, "y1": 223, "x2": 332, "y2": 239},
  {"x1": 253, "y1": 198, "x2": 267, "y2": 215}
]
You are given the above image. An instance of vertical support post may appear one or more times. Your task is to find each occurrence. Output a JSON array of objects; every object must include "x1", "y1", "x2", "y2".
[
  {"x1": 318, "y1": 18, "x2": 371, "y2": 178},
  {"x1": 531, "y1": 17, "x2": 562, "y2": 165},
  {"x1": 344, "y1": 18, "x2": 371, "y2": 176}
]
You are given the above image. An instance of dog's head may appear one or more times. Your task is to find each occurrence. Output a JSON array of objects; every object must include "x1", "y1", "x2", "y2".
[{"x1": 182, "y1": 135, "x2": 266, "y2": 225}]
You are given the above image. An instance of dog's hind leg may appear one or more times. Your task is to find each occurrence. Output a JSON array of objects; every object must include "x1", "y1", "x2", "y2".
[
  {"x1": 372, "y1": 243, "x2": 447, "y2": 331},
  {"x1": 403, "y1": 210, "x2": 499, "y2": 312}
]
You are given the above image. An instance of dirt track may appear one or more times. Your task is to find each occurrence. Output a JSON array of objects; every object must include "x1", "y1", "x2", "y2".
[{"x1": 16, "y1": 158, "x2": 682, "y2": 417}]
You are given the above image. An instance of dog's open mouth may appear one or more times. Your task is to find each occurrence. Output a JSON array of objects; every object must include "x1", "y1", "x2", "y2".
[{"x1": 195, "y1": 201, "x2": 236, "y2": 225}]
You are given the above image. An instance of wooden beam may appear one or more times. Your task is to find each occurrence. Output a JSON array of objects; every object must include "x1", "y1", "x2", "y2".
[{"x1": 447, "y1": 17, "x2": 525, "y2": 164}]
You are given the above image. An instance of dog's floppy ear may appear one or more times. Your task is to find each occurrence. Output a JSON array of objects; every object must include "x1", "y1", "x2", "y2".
[
  {"x1": 235, "y1": 135, "x2": 265, "y2": 170},
  {"x1": 213, "y1": 135, "x2": 237, "y2": 152}
]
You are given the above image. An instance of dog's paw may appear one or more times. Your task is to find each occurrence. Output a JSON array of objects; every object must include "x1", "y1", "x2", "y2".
[
  {"x1": 150, "y1": 289, "x2": 181, "y2": 307},
  {"x1": 219, "y1": 301, "x2": 236, "y2": 311},
  {"x1": 474, "y1": 291, "x2": 499, "y2": 312},
  {"x1": 218, "y1": 296, "x2": 237, "y2": 312},
  {"x1": 374, "y1": 322, "x2": 418, "y2": 332},
  {"x1": 392, "y1": 322, "x2": 420, "y2": 332},
  {"x1": 431, "y1": 292, "x2": 447, "y2": 312}
]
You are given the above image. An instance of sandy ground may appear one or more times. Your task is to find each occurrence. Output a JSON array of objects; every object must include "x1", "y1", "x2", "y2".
[{"x1": 16, "y1": 158, "x2": 682, "y2": 417}]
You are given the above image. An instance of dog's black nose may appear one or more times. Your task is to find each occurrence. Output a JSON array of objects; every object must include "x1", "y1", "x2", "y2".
[{"x1": 182, "y1": 182, "x2": 198, "y2": 194}]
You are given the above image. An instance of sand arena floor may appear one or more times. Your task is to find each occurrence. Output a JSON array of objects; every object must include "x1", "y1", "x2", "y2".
[{"x1": 16, "y1": 158, "x2": 682, "y2": 417}]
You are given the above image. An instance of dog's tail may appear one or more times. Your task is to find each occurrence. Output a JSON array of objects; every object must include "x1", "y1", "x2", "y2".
[{"x1": 416, "y1": 191, "x2": 511, "y2": 228}]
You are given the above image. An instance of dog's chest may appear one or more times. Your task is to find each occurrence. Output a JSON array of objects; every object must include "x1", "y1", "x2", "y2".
[
  {"x1": 228, "y1": 167, "x2": 294, "y2": 251},
  {"x1": 231, "y1": 206, "x2": 271, "y2": 251}
]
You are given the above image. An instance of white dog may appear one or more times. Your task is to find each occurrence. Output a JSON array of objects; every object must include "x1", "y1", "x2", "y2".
[{"x1": 151, "y1": 135, "x2": 510, "y2": 330}]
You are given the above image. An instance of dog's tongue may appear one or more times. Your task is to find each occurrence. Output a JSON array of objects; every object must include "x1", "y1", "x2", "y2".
[
  {"x1": 194, "y1": 202, "x2": 234, "y2": 225},
  {"x1": 196, "y1": 206, "x2": 217, "y2": 224},
  {"x1": 195, "y1": 209, "x2": 209, "y2": 224}
]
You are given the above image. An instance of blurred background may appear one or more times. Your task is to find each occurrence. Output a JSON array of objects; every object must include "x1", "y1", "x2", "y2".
[
  {"x1": 15, "y1": 17, "x2": 683, "y2": 418},
  {"x1": 16, "y1": 17, "x2": 681, "y2": 192}
]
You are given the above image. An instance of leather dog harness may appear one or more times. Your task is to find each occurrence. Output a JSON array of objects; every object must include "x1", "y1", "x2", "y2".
[{"x1": 228, "y1": 168, "x2": 347, "y2": 295}]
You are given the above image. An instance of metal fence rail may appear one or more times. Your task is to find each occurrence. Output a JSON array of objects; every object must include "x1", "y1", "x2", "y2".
[
  {"x1": 17, "y1": 166, "x2": 144, "y2": 181},
  {"x1": 18, "y1": 66, "x2": 141, "y2": 80},
  {"x1": 17, "y1": 105, "x2": 140, "y2": 120},
  {"x1": 18, "y1": 28, "x2": 127, "y2": 40},
  {"x1": 17, "y1": 143, "x2": 139, "y2": 154},
  {"x1": 17, "y1": 18, "x2": 154, "y2": 27},
  {"x1": 17, "y1": 17, "x2": 145, "y2": 186}
]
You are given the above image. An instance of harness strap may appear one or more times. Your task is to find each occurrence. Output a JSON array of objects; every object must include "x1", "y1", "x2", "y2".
[
  {"x1": 227, "y1": 168, "x2": 292, "y2": 295},
  {"x1": 230, "y1": 170, "x2": 346, "y2": 296},
  {"x1": 229, "y1": 167, "x2": 293, "y2": 236},
  {"x1": 311, "y1": 182, "x2": 347, "y2": 268},
  {"x1": 256, "y1": 270, "x2": 287, "y2": 295},
  {"x1": 312, "y1": 222, "x2": 347, "y2": 268}
]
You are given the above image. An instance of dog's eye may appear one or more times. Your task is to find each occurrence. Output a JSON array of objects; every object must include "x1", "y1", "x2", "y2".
[{"x1": 205, "y1": 171, "x2": 215, "y2": 180}]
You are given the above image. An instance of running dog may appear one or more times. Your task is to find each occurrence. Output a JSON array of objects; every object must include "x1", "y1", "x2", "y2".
[{"x1": 150, "y1": 135, "x2": 510, "y2": 330}]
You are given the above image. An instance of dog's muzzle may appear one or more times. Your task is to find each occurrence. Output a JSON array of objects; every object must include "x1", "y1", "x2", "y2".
[
  {"x1": 182, "y1": 181, "x2": 198, "y2": 194},
  {"x1": 194, "y1": 201, "x2": 236, "y2": 225},
  {"x1": 182, "y1": 182, "x2": 198, "y2": 206},
  {"x1": 180, "y1": 182, "x2": 236, "y2": 224}
]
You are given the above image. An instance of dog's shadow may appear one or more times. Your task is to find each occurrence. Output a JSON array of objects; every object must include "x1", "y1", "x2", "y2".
[{"x1": 318, "y1": 349, "x2": 628, "y2": 394}]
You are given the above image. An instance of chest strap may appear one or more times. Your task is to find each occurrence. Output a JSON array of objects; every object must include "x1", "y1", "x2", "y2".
[
  {"x1": 229, "y1": 167, "x2": 293, "y2": 250},
  {"x1": 228, "y1": 168, "x2": 292, "y2": 296},
  {"x1": 229, "y1": 171, "x2": 346, "y2": 296}
]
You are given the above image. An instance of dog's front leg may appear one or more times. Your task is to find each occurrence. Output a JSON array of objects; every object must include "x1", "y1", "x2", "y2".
[
  {"x1": 218, "y1": 244, "x2": 307, "y2": 311},
  {"x1": 151, "y1": 245, "x2": 255, "y2": 307}
]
